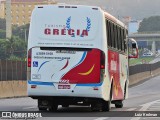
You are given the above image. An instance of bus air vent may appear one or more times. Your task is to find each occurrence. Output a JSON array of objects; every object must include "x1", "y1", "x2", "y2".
[
  {"x1": 38, "y1": 6, "x2": 43, "y2": 8},
  {"x1": 92, "y1": 8, "x2": 98, "y2": 10},
  {"x1": 58, "y1": 6, "x2": 64, "y2": 8}
]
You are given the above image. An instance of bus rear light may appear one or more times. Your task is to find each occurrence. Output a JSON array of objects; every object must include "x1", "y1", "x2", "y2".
[
  {"x1": 93, "y1": 87, "x2": 99, "y2": 90},
  {"x1": 28, "y1": 58, "x2": 31, "y2": 67},
  {"x1": 31, "y1": 85, "x2": 37, "y2": 89},
  {"x1": 28, "y1": 49, "x2": 32, "y2": 67},
  {"x1": 100, "y1": 51, "x2": 105, "y2": 69},
  {"x1": 27, "y1": 49, "x2": 32, "y2": 80},
  {"x1": 101, "y1": 65, "x2": 105, "y2": 69},
  {"x1": 100, "y1": 51, "x2": 105, "y2": 82}
]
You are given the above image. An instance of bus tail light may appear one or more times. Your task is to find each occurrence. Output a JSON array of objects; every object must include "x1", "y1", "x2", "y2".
[
  {"x1": 28, "y1": 49, "x2": 32, "y2": 67},
  {"x1": 27, "y1": 49, "x2": 32, "y2": 80},
  {"x1": 31, "y1": 85, "x2": 37, "y2": 89},
  {"x1": 100, "y1": 51, "x2": 105, "y2": 82}
]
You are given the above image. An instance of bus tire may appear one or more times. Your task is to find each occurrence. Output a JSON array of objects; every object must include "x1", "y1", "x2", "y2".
[
  {"x1": 124, "y1": 82, "x2": 127, "y2": 99},
  {"x1": 102, "y1": 81, "x2": 113, "y2": 111},
  {"x1": 115, "y1": 100, "x2": 123, "y2": 108},
  {"x1": 91, "y1": 102, "x2": 102, "y2": 112},
  {"x1": 38, "y1": 107, "x2": 47, "y2": 111},
  {"x1": 48, "y1": 105, "x2": 58, "y2": 112},
  {"x1": 102, "y1": 100, "x2": 110, "y2": 112},
  {"x1": 102, "y1": 83, "x2": 112, "y2": 112},
  {"x1": 62, "y1": 104, "x2": 69, "y2": 107}
]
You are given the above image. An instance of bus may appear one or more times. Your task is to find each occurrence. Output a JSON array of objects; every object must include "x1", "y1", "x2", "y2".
[{"x1": 27, "y1": 5, "x2": 138, "y2": 112}]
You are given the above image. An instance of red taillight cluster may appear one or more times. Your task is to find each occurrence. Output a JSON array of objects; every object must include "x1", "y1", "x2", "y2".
[
  {"x1": 28, "y1": 49, "x2": 32, "y2": 67},
  {"x1": 100, "y1": 51, "x2": 105, "y2": 69},
  {"x1": 101, "y1": 65, "x2": 105, "y2": 69},
  {"x1": 100, "y1": 51, "x2": 105, "y2": 82}
]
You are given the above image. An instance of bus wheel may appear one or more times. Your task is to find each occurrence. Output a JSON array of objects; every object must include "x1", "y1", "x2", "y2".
[
  {"x1": 115, "y1": 100, "x2": 123, "y2": 108},
  {"x1": 124, "y1": 82, "x2": 127, "y2": 99},
  {"x1": 38, "y1": 107, "x2": 47, "y2": 111},
  {"x1": 62, "y1": 104, "x2": 69, "y2": 107},
  {"x1": 102, "y1": 82, "x2": 112, "y2": 111},
  {"x1": 102, "y1": 100, "x2": 111, "y2": 112},
  {"x1": 48, "y1": 105, "x2": 58, "y2": 112},
  {"x1": 91, "y1": 102, "x2": 102, "y2": 112}
]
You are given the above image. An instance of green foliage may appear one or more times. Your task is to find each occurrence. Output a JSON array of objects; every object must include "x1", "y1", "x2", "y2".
[
  {"x1": 12, "y1": 24, "x2": 30, "y2": 41},
  {"x1": 129, "y1": 57, "x2": 154, "y2": 66},
  {"x1": 138, "y1": 16, "x2": 160, "y2": 32},
  {"x1": 0, "y1": 18, "x2": 6, "y2": 30},
  {"x1": 0, "y1": 29, "x2": 6, "y2": 39},
  {"x1": 0, "y1": 36, "x2": 27, "y2": 60},
  {"x1": 0, "y1": 20, "x2": 29, "y2": 60},
  {"x1": 0, "y1": 39, "x2": 8, "y2": 59},
  {"x1": 0, "y1": 18, "x2": 6, "y2": 39}
]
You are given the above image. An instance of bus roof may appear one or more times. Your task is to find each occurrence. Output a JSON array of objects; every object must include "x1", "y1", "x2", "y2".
[
  {"x1": 104, "y1": 12, "x2": 127, "y2": 29},
  {"x1": 35, "y1": 4, "x2": 126, "y2": 29}
]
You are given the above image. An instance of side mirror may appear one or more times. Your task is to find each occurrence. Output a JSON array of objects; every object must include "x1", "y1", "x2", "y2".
[{"x1": 128, "y1": 38, "x2": 138, "y2": 59}]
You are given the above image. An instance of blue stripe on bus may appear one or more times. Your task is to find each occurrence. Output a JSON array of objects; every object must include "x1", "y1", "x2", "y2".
[
  {"x1": 28, "y1": 80, "x2": 103, "y2": 87},
  {"x1": 76, "y1": 82, "x2": 103, "y2": 86},
  {"x1": 28, "y1": 80, "x2": 53, "y2": 86}
]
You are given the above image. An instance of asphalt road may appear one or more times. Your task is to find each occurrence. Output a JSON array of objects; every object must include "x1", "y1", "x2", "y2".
[{"x1": 0, "y1": 75, "x2": 160, "y2": 120}]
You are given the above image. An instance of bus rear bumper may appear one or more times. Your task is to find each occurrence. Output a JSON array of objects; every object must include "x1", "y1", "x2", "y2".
[{"x1": 27, "y1": 81, "x2": 103, "y2": 99}]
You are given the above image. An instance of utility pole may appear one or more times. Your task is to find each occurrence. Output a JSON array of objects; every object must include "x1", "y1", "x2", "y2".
[{"x1": 6, "y1": 0, "x2": 12, "y2": 39}]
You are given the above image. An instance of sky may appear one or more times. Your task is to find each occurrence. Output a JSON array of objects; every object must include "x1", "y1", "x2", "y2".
[
  {"x1": 55, "y1": 0, "x2": 160, "y2": 20},
  {"x1": 1, "y1": 0, "x2": 160, "y2": 20}
]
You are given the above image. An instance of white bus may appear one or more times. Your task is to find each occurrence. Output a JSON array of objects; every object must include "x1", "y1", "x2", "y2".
[{"x1": 27, "y1": 5, "x2": 138, "y2": 112}]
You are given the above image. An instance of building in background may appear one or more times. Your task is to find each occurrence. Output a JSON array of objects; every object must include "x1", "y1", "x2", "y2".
[
  {"x1": 0, "y1": 0, "x2": 5, "y2": 18},
  {"x1": 0, "y1": 0, "x2": 56, "y2": 26}
]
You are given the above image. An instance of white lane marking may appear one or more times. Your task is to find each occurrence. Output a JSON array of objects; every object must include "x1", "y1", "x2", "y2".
[
  {"x1": 127, "y1": 108, "x2": 137, "y2": 111},
  {"x1": 131, "y1": 99, "x2": 160, "y2": 120},
  {"x1": 23, "y1": 106, "x2": 37, "y2": 110},
  {"x1": 94, "y1": 117, "x2": 109, "y2": 120}
]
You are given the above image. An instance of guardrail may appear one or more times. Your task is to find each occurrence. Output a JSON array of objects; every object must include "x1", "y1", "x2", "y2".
[
  {"x1": 0, "y1": 60, "x2": 26, "y2": 81},
  {"x1": 129, "y1": 61, "x2": 160, "y2": 85},
  {"x1": 0, "y1": 60, "x2": 160, "y2": 98}
]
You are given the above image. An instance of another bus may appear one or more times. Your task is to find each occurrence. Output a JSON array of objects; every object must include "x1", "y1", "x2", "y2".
[{"x1": 27, "y1": 5, "x2": 138, "y2": 112}]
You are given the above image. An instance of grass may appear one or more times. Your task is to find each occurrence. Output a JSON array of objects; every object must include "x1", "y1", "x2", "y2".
[{"x1": 129, "y1": 57, "x2": 154, "y2": 66}]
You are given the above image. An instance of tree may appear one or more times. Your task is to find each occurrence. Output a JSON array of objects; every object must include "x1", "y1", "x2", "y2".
[
  {"x1": 138, "y1": 16, "x2": 160, "y2": 32},
  {"x1": 0, "y1": 18, "x2": 6, "y2": 30},
  {"x1": 6, "y1": 36, "x2": 27, "y2": 60},
  {"x1": 0, "y1": 39, "x2": 8, "y2": 59},
  {"x1": 0, "y1": 29, "x2": 6, "y2": 39},
  {"x1": 0, "y1": 36, "x2": 27, "y2": 60},
  {"x1": 0, "y1": 18, "x2": 6, "y2": 39},
  {"x1": 0, "y1": 22, "x2": 29, "y2": 60},
  {"x1": 12, "y1": 24, "x2": 30, "y2": 41}
]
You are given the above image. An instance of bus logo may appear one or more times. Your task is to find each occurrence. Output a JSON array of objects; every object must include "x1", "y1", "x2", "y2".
[{"x1": 44, "y1": 16, "x2": 91, "y2": 37}]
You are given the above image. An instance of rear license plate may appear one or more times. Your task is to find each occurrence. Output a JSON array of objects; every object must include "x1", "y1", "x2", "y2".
[{"x1": 58, "y1": 85, "x2": 70, "y2": 89}]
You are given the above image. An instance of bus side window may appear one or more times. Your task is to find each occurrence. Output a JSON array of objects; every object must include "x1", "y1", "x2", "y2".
[
  {"x1": 115, "y1": 25, "x2": 118, "y2": 49},
  {"x1": 123, "y1": 29, "x2": 127, "y2": 52},
  {"x1": 109, "y1": 22, "x2": 112, "y2": 47},
  {"x1": 118, "y1": 27, "x2": 121, "y2": 51},
  {"x1": 121, "y1": 29, "x2": 124, "y2": 52},
  {"x1": 106, "y1": 20, "x2": 111, "y2": 47},
  {"x1": 113, "y1": 24, "x2": 116, "y2": 49},
  {"x1": 111, "y1": 23, "x2": 114, "y2": 48}
]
